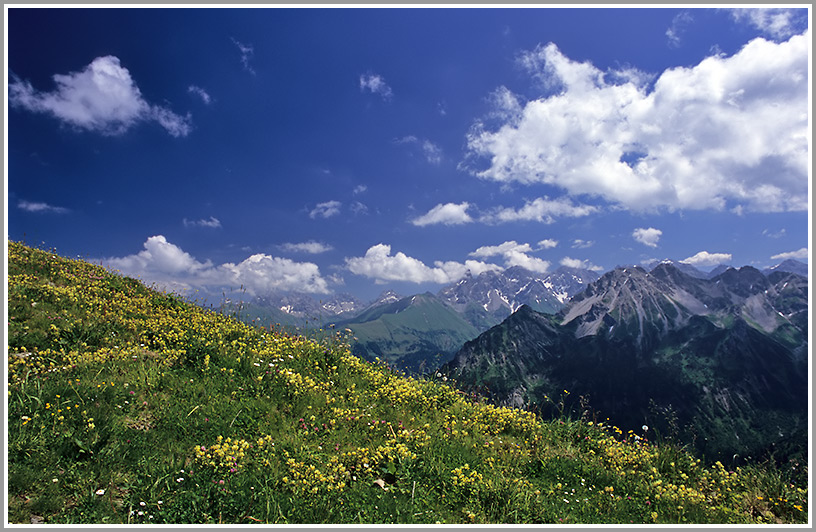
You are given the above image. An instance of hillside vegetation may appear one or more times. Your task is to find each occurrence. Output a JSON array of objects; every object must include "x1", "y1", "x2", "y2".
[{"x1": 5, "y1": 240, "x2": 808, "y2": 524}]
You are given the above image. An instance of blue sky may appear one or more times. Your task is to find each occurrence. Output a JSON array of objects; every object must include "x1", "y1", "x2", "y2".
[{"x1": 5, "y1": 6, "x2": 811, "y2": 302}]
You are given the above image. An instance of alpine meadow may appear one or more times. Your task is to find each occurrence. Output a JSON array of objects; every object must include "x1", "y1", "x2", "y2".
[{"x1": 5, "y1": 241, "x2": 809, "y2": 524}]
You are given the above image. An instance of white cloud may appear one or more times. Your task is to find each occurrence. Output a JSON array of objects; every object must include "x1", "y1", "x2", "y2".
[
  {"x1": 309, "y1": 200, "x2": 342, "y2": 219},
  {"x1": 465, "y1": 33, "x2": 808, "y2": 213},
  {"x1": 232, "y1": 38, "x2": 256, "y2": 75},
  {"x1": 395, "y1": 136, "x2": 443, "y2": 164},
  {"x1": 360, "y1": 73, "x2": 393, "y2": 100},
  {"x1": 632, "y1": 227, "x2": 662, "y2": 247},
  {"x1": 18, "y1": 200, "x2": 69, "y2": 214},
  {"x1": 105, "y1": 235, "x2": 214, "y2": 278},
  {"x1": 470, "y1": 240, "x2": 533, "y2": 258},
  {"x1": 770, "y1": 247, "x2": 808, "y2": 261},
  {"x1": 102, "y1": 235, "x2": 330, "y2": 295},
  {"x1": 572, "y1": 239, "x2": 594, "y2": 249},
  {"x1": 666, "y1": 10, "x2": 693, "y2": 48},
  {"x1": 353, "y1": 184, "x2": 368, "y2": 195},
  {"x1": 188, "y1": 85, "x2": 212, "y2": 104},
  {"x1": 433, "y1": 260, "x2": 504, "y2": 281},
  {"x1": 502, "y1": 250, "x2": 551, "y2": 273},
  {"x1": 9, "y1": 56, "x2": 191, "y2": 137},
  {"x1": 682, "y1": 251, "x2": 733, "y2": 267},
  {"x1": 345, "y1": 244, "x2": 448, "y2": 284},
  {"x1": 411, "y1": 202, "x2": 473, "y2": 227},
  {"x1": 421, "y1": 140, "x2": 443, "y2": 165},
  {"x1": 183, "y1": 216, "x2": 221, "y2": 229},
  {"x1": 469, "y1": 240, "x2": 551, "y2": 274},
  {"x1": 220, "y1": 254, "x2": 329, "y2": 295},
  {"x1": 730, "y1": 8, "x2": 807, "y2": 39},
  {"x1": 560, "y1": 257, "x2": 604, "y2": 272},
  {"x1": 762, "y1": 228, "x2": 786, "y2": 239},
  {"x1": 350, "y1": 201, "x2": 369, "y2": 215},
  {"x1": 480, "y1": 196, "x2": 598, "y2": 224},
  {"x1": 538, "y1": 239, "x2": 559, "y2": 249},
  {"x1": 345, "y1": 243, "x2": 500, "y2": 285},
  {"x1": 280, "y1": 241, "x2": 334, "y2": 254}
]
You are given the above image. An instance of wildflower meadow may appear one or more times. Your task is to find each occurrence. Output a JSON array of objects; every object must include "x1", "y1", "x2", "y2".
[{"x1": 6, "y1": 240, "x2": 809, "y2": 524}]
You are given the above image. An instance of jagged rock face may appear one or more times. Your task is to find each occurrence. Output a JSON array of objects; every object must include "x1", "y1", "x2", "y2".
[
  {"x1": 561, "y1": 266, "x2": 694, "y2": 347},
  {"x1": 445, "y1": 263, "x2": 809, "y2": 463},
  {"x1": 438, "y1": 266, "x2": 600, "y2": 329},
  {"x1": 559, "y1": 264, "x2": 808, "y2": 352}
]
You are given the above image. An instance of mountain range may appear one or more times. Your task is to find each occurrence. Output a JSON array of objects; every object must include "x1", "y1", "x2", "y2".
[
  {"x1": 444, "y1": 263, "x2": 809, "y2": 463},
  {"x1": 230, "y1": 259, "x2": 806, "y2": 378},
  {"x1": 437, "y1": 265, "x2": 601, "y2": 329},
  {"x1": 232, "y1": 265, "x2": 604, "y2": 370}
]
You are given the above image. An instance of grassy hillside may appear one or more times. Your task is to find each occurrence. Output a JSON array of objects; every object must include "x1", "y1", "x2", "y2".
[{"x1": 5, "y1": 241, "x2": 809, "y2": 524}]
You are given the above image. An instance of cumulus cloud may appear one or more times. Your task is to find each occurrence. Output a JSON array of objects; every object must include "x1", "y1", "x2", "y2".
[
  {"x1": 682, "y1": 251, "x2": 733, "y2": 267},
  {"x1": 188, "y1": 85, "x2": 212, "y2": 104},
  {"x1": 9, "y1": 56, "x2": 191, "y2": 137},
  {"x1": 104, "y1": 235, "x2": 214, "y2": 278},
  {"x1": 280, "y1": 241, "x2": 334, "y2": 254},
  {"x1": 632, "y1": 227, "x2": 663, "y2": 247},
  {"x1": 219, "y1": 254, "x2": 329, "y2": 295},
  {"x1": 345, "y1": 243, "x2": 500, "y2": 285},
  {"x1": 411, "y1": 202, "x2": 473, "y2": 227},
  {"x1": 102, "y1": 235, "x2": 330, "y2": 295},
  {"x1": 560, "y1": 257, "x2": 604, "y2": 272},
  {"x1": 730, "y1": 8, "x2": 808, "y2": 39},
  {"x1": 502, "y1": 250, "x2": 551, "y2": 273},
  {"x1": 572, "y1": 239, "x2": 594, "y2": 249},
  {"x1": 309, "y1": 200, "x2": 342, "y2": 219},
  {"x1": 538, "y1": 239, "x2": 559, "y2": 249},
  {"x1": 480, "y1": 196, "x2": 598, "y2": 224},
  {"x1": 464, "y1": 33, "x2": 808, "y2": 213},
  {"x1": 18, "y1": 200, "x2": 69, "y2": 214},
  {"x1": 360, "y1": 73, "x2": 393, "y2": 100},
  {"x1": 470, "y1": 240, "x2": 551, "y2": 274},
  {"x1": 770, "y1": 247, "x2": 808, "y2": 261},
  {"x1": 183, "y1": 216, "x2": 221, "y2": 229},
  {"x1": 470, "y1": 240, "x2": 533, "y2": 258},
  {"x1": 433, "y1": 260, "x2": 504, "y2": 281}
]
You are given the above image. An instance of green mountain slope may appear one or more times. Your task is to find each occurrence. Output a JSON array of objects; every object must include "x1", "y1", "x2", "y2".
[
  {"x1": 334, "y1": 293, "x2": 480, "y2": 373},
  {"x1": 6, "y1": 241, "x2": 807, "y2": 524}
]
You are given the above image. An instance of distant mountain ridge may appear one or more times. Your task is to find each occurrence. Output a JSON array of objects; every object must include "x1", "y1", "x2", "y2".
[
  {"x1": 762, "y1": 258, "x2": 808, "y2": 277},
  {"x1": 445, "y1": 263, "x2": 808, "y2": 462},
  {"x1": 437, "y1": 265, "x2": 601, "y2": 329},
  {"x1": 233, "y1": 259, "x2": 806, "y2": 329}
]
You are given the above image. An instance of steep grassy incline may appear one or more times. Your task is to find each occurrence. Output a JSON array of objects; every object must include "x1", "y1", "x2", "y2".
[{"x1": 6, "y1": 241, "x2": 808, "y2": 524}]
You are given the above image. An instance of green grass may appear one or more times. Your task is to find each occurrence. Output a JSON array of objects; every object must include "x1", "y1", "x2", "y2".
[{"x1": 6, "y1": 240, "x2": 809, "y2": 524}]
